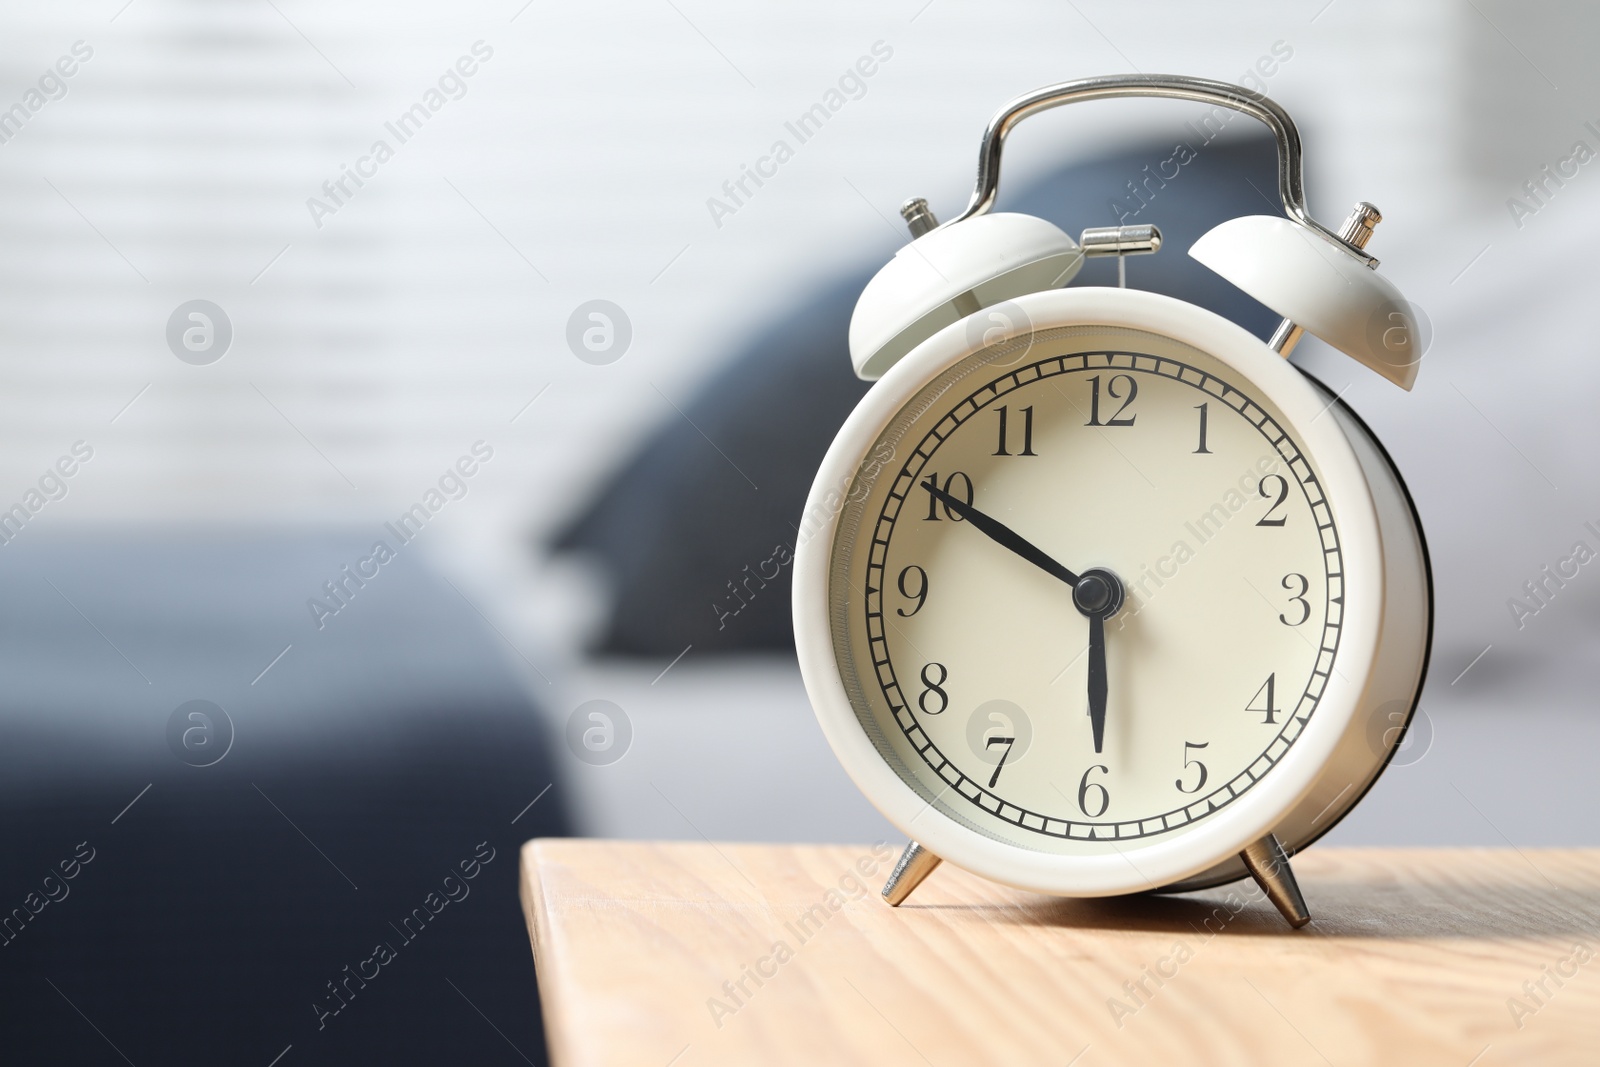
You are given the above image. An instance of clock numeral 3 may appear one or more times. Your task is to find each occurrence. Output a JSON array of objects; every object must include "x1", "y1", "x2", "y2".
[
  {"x1": 895, "y1": 565, "x2": 928, "y2": 617},
  {"x1": 1193, "y1": 402, "x2": 1213, "y2": 454},
  {"x1": 1279, "y1": 573, "x2": 1311, "y2": 626},
  {"x1": 1077, "y1": 764, "x2": 1110, "y2": 818},
  {"x1": 985, "y1": 735, "x2": 1016, "y2": 788},
  {"x1": 1256, "y1": 475, "x2": 1289, "y2": 527},
  {"x1": 917, "y1": 662, "x2": 948, "y2": 715},
  {"x1": 922, "y1": 472, "x2": 974, "y2": 521},
  {"x1": 1247, "y1": 672, "x2": 1280, "y2": 724},
  {"x1": 1175, "y1": 741, "x2": 1209, "y2": 794},
  {"x1": 1086, "y1": 374, "x2": 1138, "y2": 427},
  {"x1": 993, "y1": 405, "x2": 1037, "y2": 456}
]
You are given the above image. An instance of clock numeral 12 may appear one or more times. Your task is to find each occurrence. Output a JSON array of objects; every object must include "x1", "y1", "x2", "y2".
[
  {"x1": 1247, "y1": 672, "x2": 1280, "y2": 724},
  {"x1": 1086, "y1": 374, "x2": 1137, "y2": 427},
  {"x1": 993, "y1": 405, "x2": 1037, "y2": 456},
  {"x1": 922, "y1": 472, "x2": 973, "y2": 521}
]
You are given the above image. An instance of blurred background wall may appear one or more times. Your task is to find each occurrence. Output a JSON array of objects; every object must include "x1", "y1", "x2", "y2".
[
  {"x1": 4, "y1": 0, "x2": 1599, "y2": 841},
  {"x1": 4, "y1": 0, "x2": 1600, "y2": 1058},
  {"x1": 5, "y1": 0, "x2": 1600, "y2": 830}
]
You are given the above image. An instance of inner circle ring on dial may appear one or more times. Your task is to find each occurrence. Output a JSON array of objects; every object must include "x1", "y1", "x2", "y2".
[{"x1": 858, "y1": 348, "x2": 1343, "y2": 841}]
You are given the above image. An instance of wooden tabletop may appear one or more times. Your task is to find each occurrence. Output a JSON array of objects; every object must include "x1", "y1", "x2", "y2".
[{"x1": 519, "y1": 840, "x2": 1600, "y2": 1066}]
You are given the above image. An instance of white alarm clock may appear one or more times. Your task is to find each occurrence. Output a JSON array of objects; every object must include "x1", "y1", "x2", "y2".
[{"x1": 793, "y1": 75, "x2": 1431, "y2": 927}]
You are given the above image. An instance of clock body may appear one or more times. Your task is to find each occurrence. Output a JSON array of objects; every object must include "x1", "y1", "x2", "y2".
[{"x1": 793, "y1": 287, "x2": 1430, "y2": 896}]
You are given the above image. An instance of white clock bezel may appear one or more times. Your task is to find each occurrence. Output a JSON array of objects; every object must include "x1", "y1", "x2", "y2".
[{"x1": 794, "y1": 286, "x2": 1386, "y2": 896}]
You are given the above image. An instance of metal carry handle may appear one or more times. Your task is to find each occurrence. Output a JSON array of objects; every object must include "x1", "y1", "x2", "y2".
[{"x1": 946, "y1": 73, "x2": 1376, "y2": 267}]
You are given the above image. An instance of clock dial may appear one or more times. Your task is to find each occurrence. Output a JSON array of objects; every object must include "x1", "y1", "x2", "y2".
[{"x1": 829, "y1": 325, "x2": 1344, "y2": 854}]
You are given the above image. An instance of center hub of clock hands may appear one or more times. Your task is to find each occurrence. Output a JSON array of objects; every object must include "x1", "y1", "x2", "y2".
[
  {"x1": 920, "y1": 477, "x2": 1125, "y2": 754},
  {"x1": 1071, "y1": 568, "x2": 1124, "y2": 619}
]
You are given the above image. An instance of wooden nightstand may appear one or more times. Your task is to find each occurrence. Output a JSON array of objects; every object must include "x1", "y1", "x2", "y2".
[{"x1": 521, "y1": 840, "x2": 1600, "y2": 1065}]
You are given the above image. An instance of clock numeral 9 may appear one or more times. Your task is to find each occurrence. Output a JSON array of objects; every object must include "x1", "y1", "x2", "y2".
[
  {"x1": 1077, "y1": 764, "x2": 1110, "y2": 818},
  {"x1": 1086, "y1": 374, "x2": 1137, "y2": 427},
  {"x1": 1257, "y1": 475, "x2": 1289, "y2": 527},
  {"x1": 917, "y1": 662, "x2": 948, "y2": 715},
  {"x1": 922, "y1": 472, "x2": 973, "y2": 521},
  {"x1": 1279, "y1": 573, "x2": 1311, "y2": 626},
  {"x1": 993, "y1": 405, "x2": 1037, "y2": 456},
  {"x1": 1175, "y1": 741, "x2": 1209, "y2": 794},
  {"x1": 895, "y1": 565, "x2": 928, "y2": 617},
  {"x1": 1247, "y1": 672, "x2": 1280, "y2": 724}
]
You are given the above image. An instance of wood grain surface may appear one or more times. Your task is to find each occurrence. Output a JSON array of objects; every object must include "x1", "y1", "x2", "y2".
[{"x1": 520, "y1": 840, "x2": 1600, "y2": 1066}]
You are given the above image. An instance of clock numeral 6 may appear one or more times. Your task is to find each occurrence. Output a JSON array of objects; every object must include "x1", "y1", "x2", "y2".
[
  {"x1": 1279, "y1": 572, "x2": 1311, "y2": 626},
  {"x1": 917, "y1": 662, "x2": 948, "y2": 715},
  {"x1": 895, "y1": 565, "x2": 928, "y2": 617},
  {"x1": 1077, "y1": 764, "x2": 1110, "y2": 818},
  {"x1": 1257, "y1": 475, "x2": 1289, "y2": 527},
  {"x1": 1086, "y1": 374, "x2": 1137, "y2": 427},
  {"x1": 1175, "y1": 741, "x2": 1209, "y2": 794},
  {"x1": 922, "y1": 472, "x2": 973, "y2": 521}
]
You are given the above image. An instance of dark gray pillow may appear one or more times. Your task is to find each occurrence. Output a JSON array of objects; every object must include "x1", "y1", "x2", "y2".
[{"x1": 556, "y1": 134, "x2": 1283, "y2": 655}]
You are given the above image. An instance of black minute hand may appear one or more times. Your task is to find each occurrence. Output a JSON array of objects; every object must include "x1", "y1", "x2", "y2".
[
  {"x1": 1088, "y1": 613, "x2": 1108, "y2": 754},
  {"x1": 921, "y1": 478, "x2": 1080, "y2": 588}
]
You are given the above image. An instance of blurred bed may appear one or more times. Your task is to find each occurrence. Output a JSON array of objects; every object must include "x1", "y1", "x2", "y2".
[{"x1": 0, "y1": 529, "x2": 569, "y2": 1064}]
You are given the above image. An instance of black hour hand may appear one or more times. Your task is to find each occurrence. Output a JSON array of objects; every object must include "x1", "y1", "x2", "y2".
[{"x1": 921, "y1": 478, "x2": 1080, "y2": 588}]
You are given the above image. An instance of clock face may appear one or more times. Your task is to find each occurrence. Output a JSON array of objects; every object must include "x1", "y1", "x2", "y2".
[{"x1": 828, "y1": 323, "x2": 1344, "y2": 855}]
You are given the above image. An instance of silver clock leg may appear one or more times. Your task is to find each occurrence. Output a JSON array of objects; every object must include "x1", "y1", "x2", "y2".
[
  {"x1": 881, "y1": 841, "x2": 942, "y2": 906},
  {"x1": 1240, "y1": 833, "x2": 1311, "y2": 929}
]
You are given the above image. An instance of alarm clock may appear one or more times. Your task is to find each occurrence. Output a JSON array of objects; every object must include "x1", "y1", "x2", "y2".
[{"x1": 793, "y1": 75, "x2": 1431, "y2": 927}]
